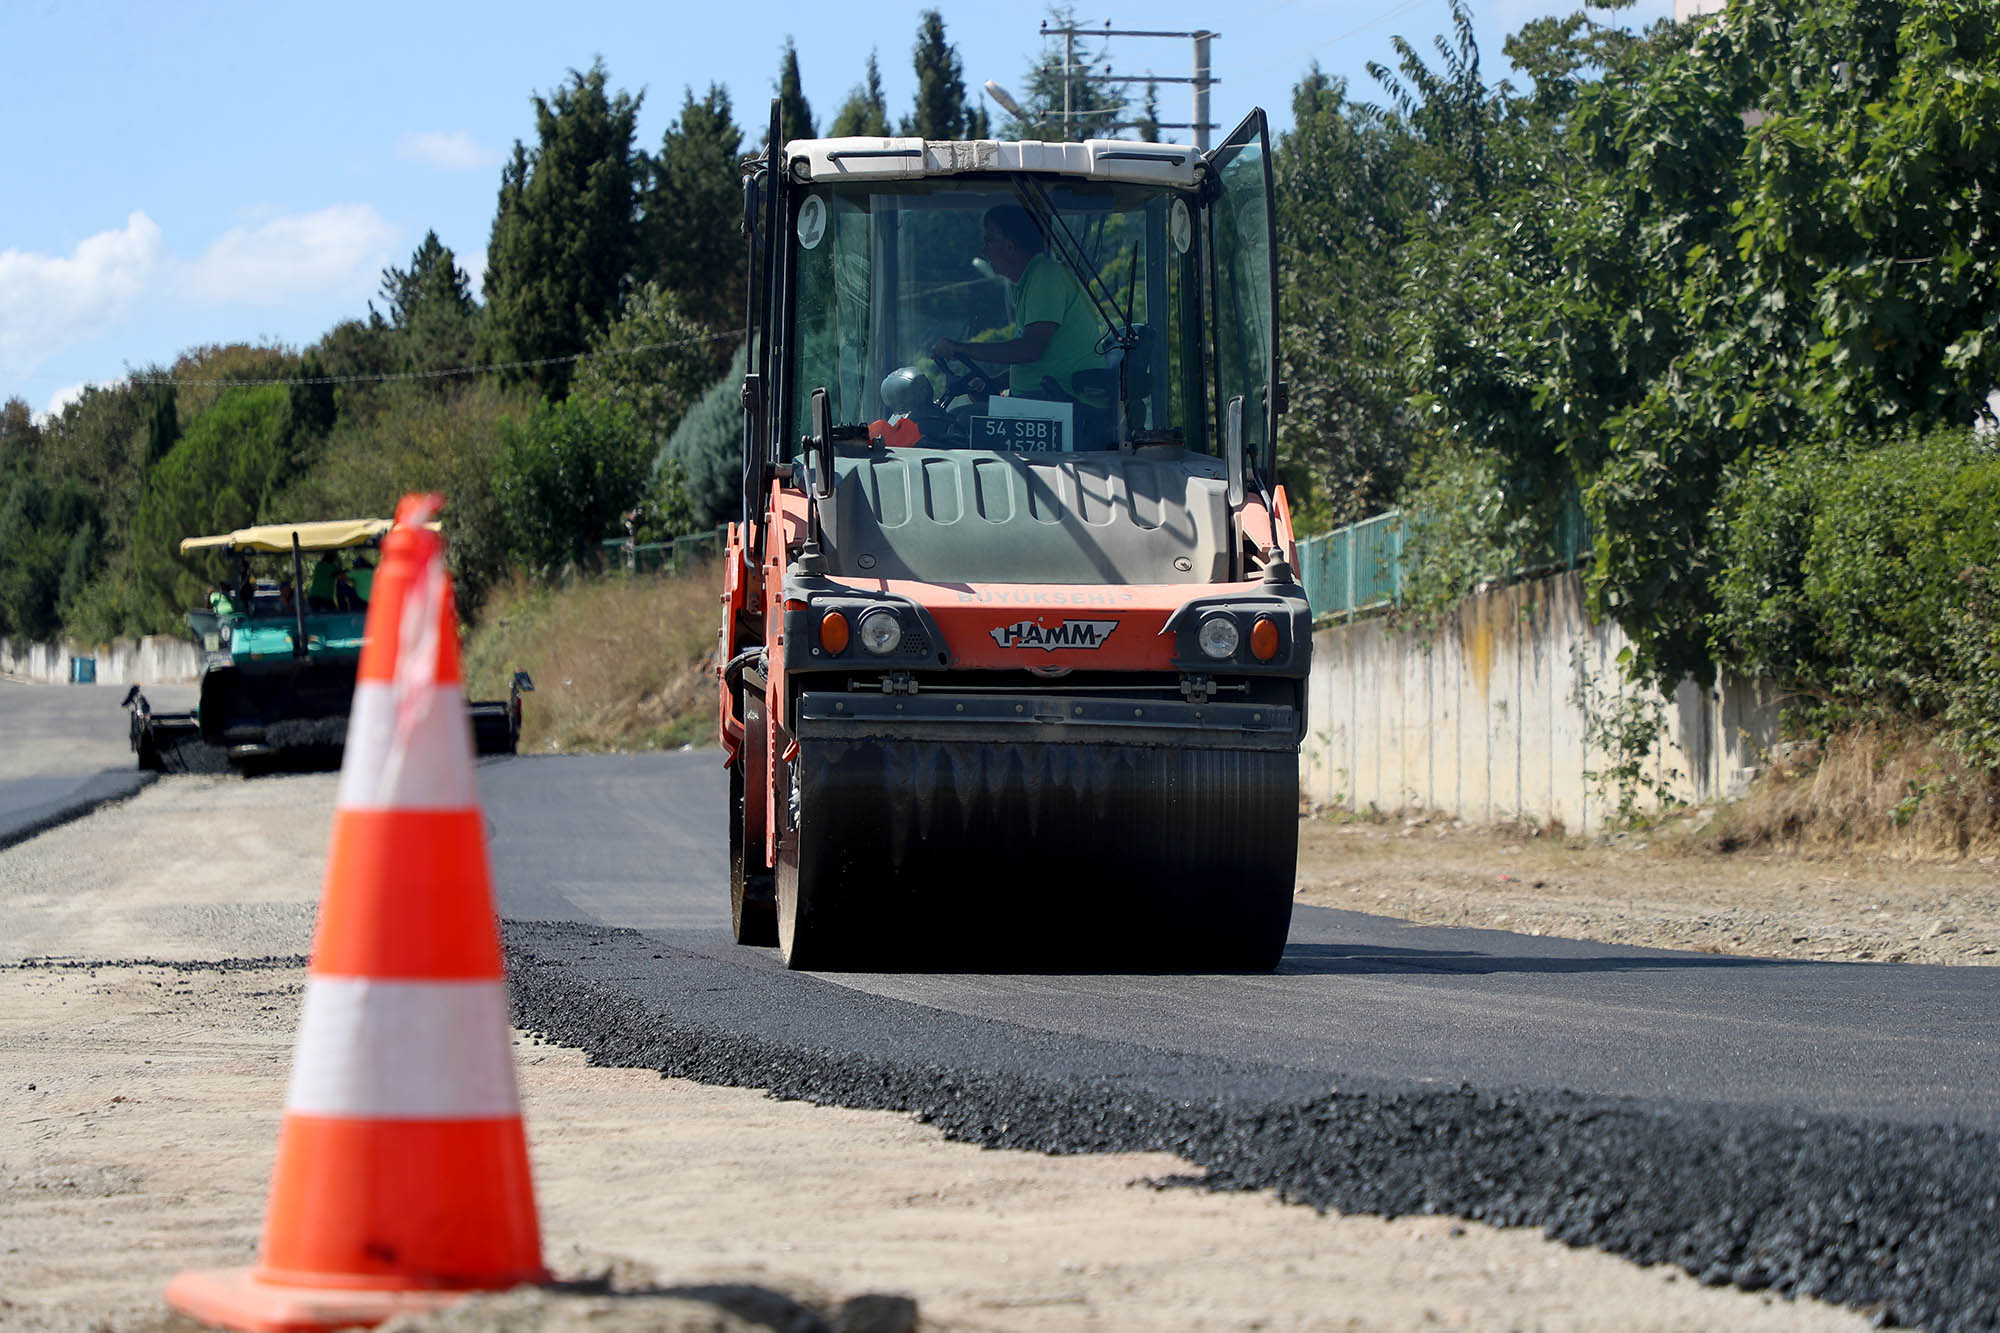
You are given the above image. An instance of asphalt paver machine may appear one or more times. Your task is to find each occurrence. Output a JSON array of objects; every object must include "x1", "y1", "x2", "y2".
[
  {"x1": 127, "y1": 518, "x2": 530, "y2": 771},
  {"x1": 718, "y1": 107, "x2": 1310, "y2": 970}
]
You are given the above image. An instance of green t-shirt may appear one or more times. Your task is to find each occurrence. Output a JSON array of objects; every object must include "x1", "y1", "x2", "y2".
[
  {"x1": 1009, "y1": 253, "x2": 1106, "y2": 404},
  {"x1": 307, "y1": 556, "x2": 340, "y2": 605}
]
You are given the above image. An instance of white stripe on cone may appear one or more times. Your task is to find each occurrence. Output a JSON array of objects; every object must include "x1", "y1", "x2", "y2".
[
  {"x1": 286, "y1": 977, "x2": 520, "y2": 1119},
  {"x1": 337, "y1": 682, "x2": 477, "y2": 810}
]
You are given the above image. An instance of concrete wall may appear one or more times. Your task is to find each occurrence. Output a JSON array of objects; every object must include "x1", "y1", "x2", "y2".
[
  {"x1": 1303, "y1": 571, "x2": 1780, "y2": 832},
  {"x1": 0, "y1": 636, "x2": 202, "y2": 686}
]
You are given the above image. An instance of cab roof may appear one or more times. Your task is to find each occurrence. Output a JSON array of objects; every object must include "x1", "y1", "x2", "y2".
[
  {"x1": 179, "y1": 517, "x2": 437, "y2": 556},
  {"x1": 783, "y1": 136, "x2": 1201, "y2": 189}
]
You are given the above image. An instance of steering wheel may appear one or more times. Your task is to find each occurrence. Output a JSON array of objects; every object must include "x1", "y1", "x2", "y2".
[{"x1": 933, "y1": 350, "x2": 999, "y2": 406}]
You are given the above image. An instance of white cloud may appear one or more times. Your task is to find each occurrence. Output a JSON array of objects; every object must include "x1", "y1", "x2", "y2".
[
  {"x1": 397, "y1": 130, "x2": 502, "y2": 172},
  {"x1": 461, "y1": 246, "x2": 488, "y2": 300},
  {"x1": 40, "y1": 380, "x2": 96, "y2": 424},
  {"x1": 0, "y1": 213, "x2": 164, "y2": 376},
  {"x1": 180, "y1": 204, "x2": 400, "y2": 307}
]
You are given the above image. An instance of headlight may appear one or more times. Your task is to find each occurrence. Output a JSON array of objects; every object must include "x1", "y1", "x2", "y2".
[
  {"x1": 1197, "y1": 615, "x2": 1240, "y2": 660},
  {"x1": 858, "y1": 609, "x2": 904, "y2": 655}
]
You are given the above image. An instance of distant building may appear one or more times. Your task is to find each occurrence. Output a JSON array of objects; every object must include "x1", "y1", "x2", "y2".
[{"x1": 1673, "y1": 0, "x2": 1724, "y2": 18}]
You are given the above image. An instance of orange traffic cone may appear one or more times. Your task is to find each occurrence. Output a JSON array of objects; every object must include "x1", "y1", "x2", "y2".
[{"x1": 168, "y1": 494, "x2": 546, "y2": 1331}]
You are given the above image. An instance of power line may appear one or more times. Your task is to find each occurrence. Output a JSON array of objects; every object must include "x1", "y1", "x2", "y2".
[
  {"x1": 1230, "y1": 0, "x2": 1431, "y2": 83},
  {"x1": 112, "y1": 327, "x2": 745, "y2": 390}
]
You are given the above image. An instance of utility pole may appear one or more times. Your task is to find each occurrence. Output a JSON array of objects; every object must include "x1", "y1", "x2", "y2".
[
  {"x1": 1033, "y1": 21, "x2": 1220, "y2": 147},
  {"x1": 1063, "y1": 26, "x2": 1075, "y2": 134},
  {"x1": 1192, "y1": 30, "x2": 1213, "y2": 150}
]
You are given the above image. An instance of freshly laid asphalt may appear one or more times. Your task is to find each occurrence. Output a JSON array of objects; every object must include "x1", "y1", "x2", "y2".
[
  {"x1": 0, "y1": 680, "x2": 196, "y2": 850},
  {"x1": 481, "y1": 750, "x2": 2000, "y2": 1331},
  {"x1": 6, "y1": 698, "x2": 1997, "y2": 1329}
]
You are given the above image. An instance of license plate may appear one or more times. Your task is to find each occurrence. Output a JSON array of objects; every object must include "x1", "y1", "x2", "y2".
[{"x1": 972, "y1": 415, "x2": 1066, "y2": 452}]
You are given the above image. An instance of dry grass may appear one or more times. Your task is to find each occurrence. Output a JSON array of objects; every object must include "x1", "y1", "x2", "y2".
[
  {"x1": 462, "y1": 562, "x2": 722, "y2": 753},
  {"x1": 458, "y1": 567, "x2": 2000, "y2": 865},
  {"x1": 1697, "y1": 723, "x2": 2000, "y2": 860}
]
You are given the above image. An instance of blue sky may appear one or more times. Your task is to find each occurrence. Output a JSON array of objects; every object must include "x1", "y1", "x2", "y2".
[{"x1": 0, "y1": 0, "x2": 1670, "y2": 421}]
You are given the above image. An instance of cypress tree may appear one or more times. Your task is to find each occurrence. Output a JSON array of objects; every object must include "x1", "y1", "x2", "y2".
[
  {"x1": 905, "y1": 10, "x2": 972, "y2": 139},
  {"x1": 775, "y1": 38, "x2": 816, "y2": 143},
  {"x1": 480, "y1": 60, "x2": 642, "y2": 400},
  {"x1": 830, "y1": 51, "x2": 892, "y2": 137},
  {"x1": 639, "y1": 85, "x2": 746, "y2": 340}
]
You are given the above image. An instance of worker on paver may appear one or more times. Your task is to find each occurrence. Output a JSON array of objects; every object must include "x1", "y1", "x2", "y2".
[{"x1": 307, "y1": 552, "x2": 342, "y2": 611}]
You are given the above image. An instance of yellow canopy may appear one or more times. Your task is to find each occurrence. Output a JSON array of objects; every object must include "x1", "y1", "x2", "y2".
[{"x1": 179, "y1": 518, "x2": 438, "y2": 556}]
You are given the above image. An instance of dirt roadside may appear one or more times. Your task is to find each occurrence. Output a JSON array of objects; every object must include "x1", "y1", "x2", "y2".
[
  {"x1": 1294, "y1": 814, "x2": 2000, "y2": 967},
  {"x1": 0, "y1": 776, "x2": 1893, "y2": 1331}
]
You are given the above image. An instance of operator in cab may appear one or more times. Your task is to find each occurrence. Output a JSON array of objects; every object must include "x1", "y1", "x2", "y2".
[{"x1": 931, "y1": 205, "x2": 1107, "y2": 410}]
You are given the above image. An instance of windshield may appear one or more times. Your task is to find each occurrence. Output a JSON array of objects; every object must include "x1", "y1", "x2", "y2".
[{"x1": 790, "y1": 178, "x2": 1203, "y2": 454}]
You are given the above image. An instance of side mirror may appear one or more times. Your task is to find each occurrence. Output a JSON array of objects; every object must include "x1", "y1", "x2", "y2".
[
  {"x1": 1225, "y1": 394, "x2": 1246, "y2": 509},
  {"x1": 741, "y1": 172, "x2": 761, "y2": 239},
  {"x1": 809, "y1": 386, "x2": 835, "y2": 501}
]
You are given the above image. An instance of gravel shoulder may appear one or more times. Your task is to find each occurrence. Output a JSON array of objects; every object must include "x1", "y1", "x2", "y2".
[
  {"x1": 0, "y1": 776, "x2": 1886, "y2": 1331},
  {"x1": 1295, "y1": 814, "x2": 2000, "y2": 967}
]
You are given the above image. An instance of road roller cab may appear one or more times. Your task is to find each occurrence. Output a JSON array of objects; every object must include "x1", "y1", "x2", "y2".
[{"x1": 719, "y1": 106, "x2": 1309, "y2": 970}]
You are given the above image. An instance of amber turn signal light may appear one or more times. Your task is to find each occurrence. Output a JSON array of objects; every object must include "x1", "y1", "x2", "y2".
[
  {"x1": 819, "y1": 610, "x2": 851, "y2": 654},
  {"x1": 1250, "y1": 616, "x2": 1281, "y2": 661}
]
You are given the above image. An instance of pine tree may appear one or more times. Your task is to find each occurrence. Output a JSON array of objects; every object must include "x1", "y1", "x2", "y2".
[
  {"x1": 830, "y1": 51, "x2": 892, "y2": 137},
  {"x1": 380, "y1": 231, "x2": 479, "y2": 377},
  {"x1": 480, "y1": 61, "x2": 642, "y2": 400},
  {"x1": 1006, "y1": 5, "x2": 1123, "y2": 142},
  {"x1": 638, "y1": 84, "x2": 746, "y2": 341},
  {"x1": 775, "y1": 38, "x2": 816, "y2": 143}
]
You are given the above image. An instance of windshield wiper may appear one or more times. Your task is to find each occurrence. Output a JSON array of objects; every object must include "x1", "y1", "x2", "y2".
[{"x1": 1013, "y1": 177, "x2": 1138, "y2": 351}]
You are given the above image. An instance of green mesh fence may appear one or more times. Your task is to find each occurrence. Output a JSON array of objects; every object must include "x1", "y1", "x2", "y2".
[
  {"x1": 1297, "y1": 494, "x2": 1590, "y2": 621},
  {"x1": 600, "y1": 527, "x2": 730, "y2": 574}
]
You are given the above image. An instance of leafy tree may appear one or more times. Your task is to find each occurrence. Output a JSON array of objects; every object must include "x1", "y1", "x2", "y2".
[
  {"x1": 129, "y1": 386, "x2": 297, "y2": 629},
  {"x1": 269, "y1": 378, "x2": 529, "y2": 614},
  {"x1": 1503, "y1": 0, "x2": 1648, "y2": 123},
  {"x1": 0, "y1": 478, "x2": 99, "y2": 641},
  {"x1": 169, "y1": 344, "x2": 292, "y2": 431},
  {"x1": 1366, "y1": 0, "x2": 1507, "y2": 206},
  {"x1": 1389, "y1": 0, "x2": 2000, "y2": 693},
  {"x1": 494, "y1": 396, "x2": 651, "y2": 574},
  {"x1": 638, "y1": 85, "x2": 746, "y2": 337},
  {"x1": 1710, "y1": 428, "x2": 2000, "y2": 757},
  {"x1": 904, "y1": 11, "x2": 985, "y2": 139},
  {"x1": 379, "y1": 231, "x2": 480, "y2": 378},
  {"x1": 830, "y1": 51, "x2": 892, "y2": 137},
  {"x1": 570, "y1": 283, "x2": 725, "y2": 456},
  {"x1": 481, "y1": 61, "x2": 643, "y2": 400},
  {"x1": 665, "y1": 343, "x2": 749, "y2": 530},
  {"x1": 0, "y1": 397, "x2": 40, "y2": 473},
  {"x1": 775, "y1": 38, "x2": 816, "y2": 144},
  {"x1": 312, "y1": 314, "x2": 402, "y2": 421},
  {"x1": 37, "y1": 378, "x2": 163, "y2": 530},
  {"x1": 1274, "y1": 68, "x2": 1422, "y2": 530}
]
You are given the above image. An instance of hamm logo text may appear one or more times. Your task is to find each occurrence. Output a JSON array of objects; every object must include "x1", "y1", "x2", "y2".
[{"x1": 989, "y1": 619, "x2": 1118, "y2": 652}]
